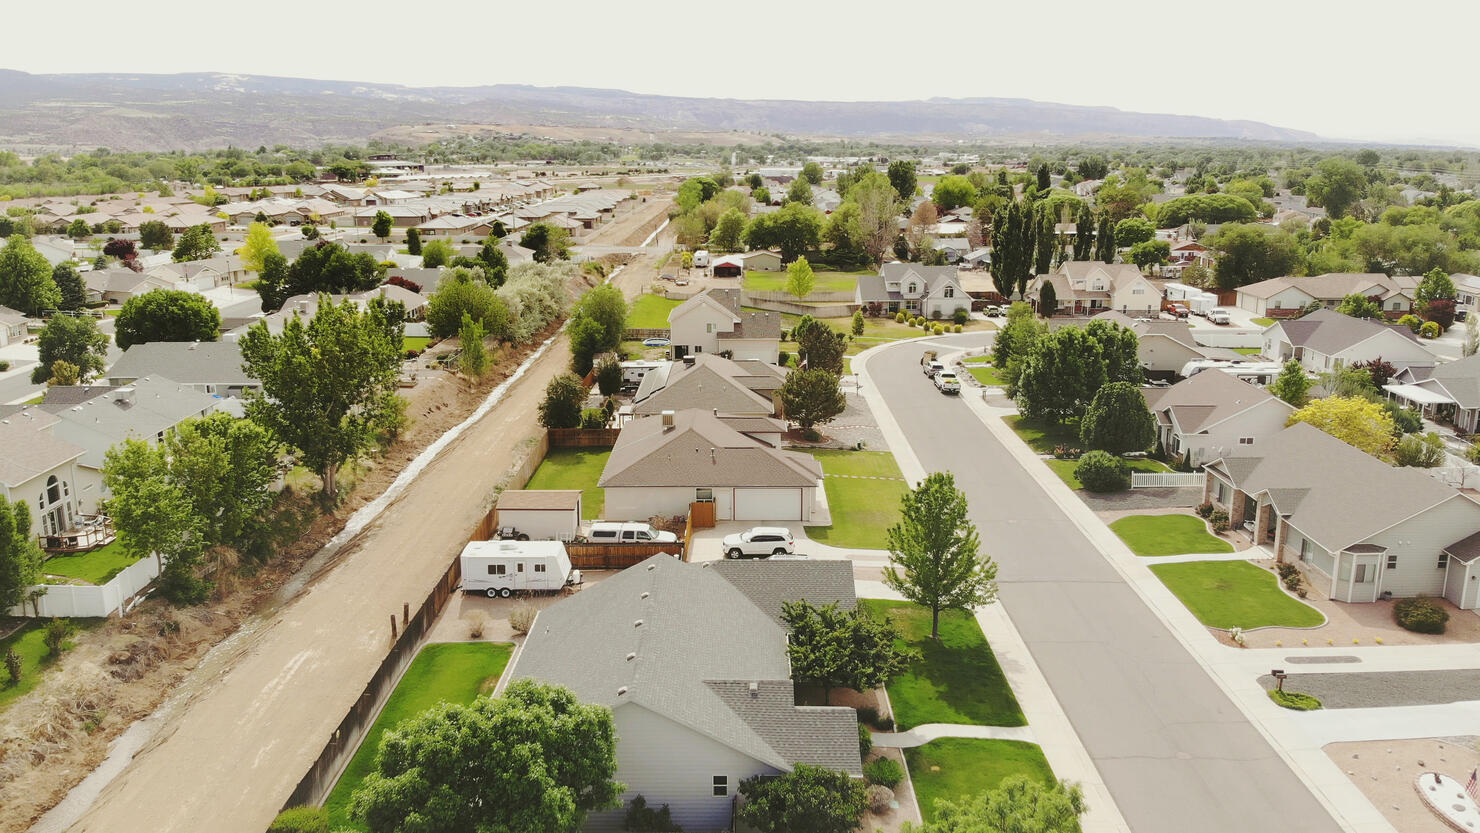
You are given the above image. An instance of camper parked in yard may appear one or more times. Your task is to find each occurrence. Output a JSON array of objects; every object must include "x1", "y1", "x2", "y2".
[
  {"x1": 693, "y1": 250, "x2": 711, "y2": 268},
  {"x1": 460, "y1": 540, "x2": 581, "y2": 598}
]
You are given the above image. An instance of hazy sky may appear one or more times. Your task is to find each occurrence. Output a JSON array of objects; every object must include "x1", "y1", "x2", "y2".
[{"x1": 8, "y1": 0, "x2": 1478, "y2": 146}]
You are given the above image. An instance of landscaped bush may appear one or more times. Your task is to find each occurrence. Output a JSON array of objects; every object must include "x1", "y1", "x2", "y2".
[
  {"x1": 268, "y1": 806, "x2": 329, "y2": 833},
  {"x1": 865, "y1": 784, "x2": 895, "y2": 814},
  {"x1": 875, "y1": 714, "x2": 894, "y2": 731},
  {"x1": 865, "y1": 757, "x2": 904, "y2": 788},
  {"x1": 953, "y1": 308, "x2": 970, "y2": 326},
  {"x1": 509, "y1": 602, "x2": 537, "y2": 635},
  {"x1": 1421, "y1": 321, "x2": 1441, "y2": 339},
  {"x1": 1268, "y1": 690, "x2": 1323, "y2": 710},
  {"x1": 0, "y1": 360, "x2": 9, "y2": 371},
  {"x1": 1209, "y1": 508, "x2": 1230, "y2": 533},
  {"x1": 1276, "y1": 562, "x2": 1304, "y2": 595},
  {"x1": 463, "y1": 610, "x2": 488, "y2": 639},
  {"x1": 1195, "y1": 502, "x2": 1214, "y2": 518},
  {"x1": 777, "y1": 350, "x2": 789, "y2": 366},
  {"x1": 1074, "y1": 451, "x2": 1131, "y2": 492},
  {"x1": 858, "y1": 722, "x2": 873, "y2": 757},
  {"x1": 953, "y1": 324, "x2": 962, "y2": 333},
  {"x1": 1394, "y1": 596, "x2": 1449, "y2": 634},
  {"x1": 623, "y1": 795, "x2": 683, "y2": 832},
  {"x1": 857, "y1": 705, "x2": 879, "y2": 725},
  {"x1": 43, "y1": 619, "x2": 75, "y2": 656},
  {"x1": 1397, "y1": 313, "x2": 1423, "y2": 333},
  {"x1": 895, "y1": 312, "x2": 906, "y2": 323}
]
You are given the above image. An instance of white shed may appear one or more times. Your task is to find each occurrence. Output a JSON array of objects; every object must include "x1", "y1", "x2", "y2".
[{"x1": 494, "y1": 490, "x2": 583, "y2": 541}]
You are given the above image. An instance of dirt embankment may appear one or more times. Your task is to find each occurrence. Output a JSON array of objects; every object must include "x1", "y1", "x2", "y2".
[
  {"x1": 0, "y1": 272, "x2": 602, "y2": 832},
  {"x1": 585, "y1": 196, "x2": 673, "y2": 247}
]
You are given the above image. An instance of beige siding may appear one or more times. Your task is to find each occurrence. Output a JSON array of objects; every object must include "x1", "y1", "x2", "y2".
[
  {"x1": 1332, "y1": 331, "x2": 1436, "y2": 370},
  {"x1": 1286, "y1": 525, "x2": 1336, "y2": 579},
  {"x1": 1369, "y1": 496, "x2": 1480, "y2": 599},
  {"x1": 605, "y1": 486, "x2": 710, "y2": 521},
  {"x1": 1184, "y1": 400, "x2": 1295, "y2": 466},
  {"x1": 585, "y1": 703, "x2": 779, "y2": 833},
  {"x1": 1138, "y1": 335, "x2": 1202, "y2": 374}
]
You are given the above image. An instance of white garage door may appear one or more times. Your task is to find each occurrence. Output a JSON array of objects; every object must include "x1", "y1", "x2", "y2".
[{"x1": 734, "y1": 488, "x2": 801, "y2": 521}]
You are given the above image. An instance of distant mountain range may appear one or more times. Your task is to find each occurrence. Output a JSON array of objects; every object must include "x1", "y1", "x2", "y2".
[{"x1": 0, "y1": 70, "x2": 1323, "y2": 152}]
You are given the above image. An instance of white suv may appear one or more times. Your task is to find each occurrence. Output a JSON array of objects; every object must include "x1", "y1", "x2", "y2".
[{"x1": 721, "y1": 527, "x2": 796, "y2": 559}]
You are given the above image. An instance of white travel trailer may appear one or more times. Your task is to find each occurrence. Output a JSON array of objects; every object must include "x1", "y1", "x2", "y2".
[
  {"x1": 692, "y1": 250, "x2": 711, "y2": 268},
  {"x1": 460, "y1": 540, "x2": 580, "y2": 598},
  {"x1": 1179, "y1": 359, "x2": 1287, "y2": 386}
]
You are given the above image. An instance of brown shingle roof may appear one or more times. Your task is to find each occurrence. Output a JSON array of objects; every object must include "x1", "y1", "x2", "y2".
[{"x1": 600, "y1": 409, "x2": 821, "y2": 488}]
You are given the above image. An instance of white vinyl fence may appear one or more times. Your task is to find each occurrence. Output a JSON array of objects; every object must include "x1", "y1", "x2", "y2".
[
  {"x1": 1131, "y1": 472, "x2": 1205, "y2": 489},
  {"x1": 7, "y1": 556, "x2": 160, "y2": 618}
]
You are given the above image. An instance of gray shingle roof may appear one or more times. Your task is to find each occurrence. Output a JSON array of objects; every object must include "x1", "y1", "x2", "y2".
[
  {"x1": 106, "y1": 341, "x2": 254, "y2": 387},
  {"x1": 0, "y1": 410, "x2": 84, "y2": 488},
  {"x1": 496, "y1": 489, "x2": 581, "y2": 510},
  {"x1": 632, "y1": 355, "x2": 783, "y2": 418},
  {"x1": 1424, "y1": 353, "x2": 1480, "y2": 410},
  {"x1": 510, "y1": 555, "x2": 861, "y2": 775},
  {"x1": 1274, "y1": 309, "x2": 1423, "y2": 355},
  {"x1": 1141, "y1": 369, "x2": 1288, "y2": 433},
  {"x1": 600, "y1": 409, "x2": 821, "y2": 488},
  {"x1": 708, "y1": 560, "x2": 857, "y2": 623}
]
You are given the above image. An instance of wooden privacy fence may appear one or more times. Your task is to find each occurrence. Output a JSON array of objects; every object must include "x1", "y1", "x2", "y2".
[
  {"x1": 281, "y1": 555, "x2": 463, "y2": 811},
  {"x1": 547, "y1": 428, "x2": 621, "y2": 448},
  {"x1": 1131, "y1": 472, "x2": 1205, "y2": 489},
  {"x1": 688, "y1": 500, "x2": 715, "y2": 529},
  {"x1": 624, "y1": 327, "x2": 670, "y2": 340},
  {"x1": 744, "y1": 289, "x2": 857, "y2": 304},
  {"x1": 566, "y1": 543, "x2": 684, "y2": 568}
]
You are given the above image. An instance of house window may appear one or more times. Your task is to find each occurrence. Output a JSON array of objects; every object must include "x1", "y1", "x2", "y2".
[
  {"x1": 944, "y1": 287, "x2": 954, "y2": 298},
  {"x1": 1132, "y1": 287, "x2": 1145, "y2": 295},
  {"x1": 694, "y1": 345, "x2": 703, "y2": 353},
  {"x1": 706, "y1": 322, "x2": 714, "y2": 333},
  {"x1": 517, "y1": 562, "x2": 525, "y2": 572},
  {"x1": 713, "y1": 776, "x2": 728, "y2": 797},
  {"x1": 1238, "y1": 437, "x2": 1254, "y2": 445},
  {"x1": 1438, "y1": 552, "x2": 1450, "y2": 569},
  {"x1": 487, "y1": 564, "x2": 506, "y2": 575},
  {"x1": 908, "y1": 283, "x2": 917, "y2": 294},
  {"x1": 695, "y1": 488, "x2": 714, "y2": 502},
  {"x1": 1299, "y1": 538, "x2": 1310, "y2": 563},
  {"x1": 1392, "y1": 301, "x2": 1402, "y2": 310},
  {"x1": 1386, "y1": 554, "x2": 1398, "y2": 570}
]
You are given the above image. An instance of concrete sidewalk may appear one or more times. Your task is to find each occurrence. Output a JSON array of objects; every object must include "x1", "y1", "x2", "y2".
[{"x1": 873, "y1": 723, "x2": 1037, "y2": 748}]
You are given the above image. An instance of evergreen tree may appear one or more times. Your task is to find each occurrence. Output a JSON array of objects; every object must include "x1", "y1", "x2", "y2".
[
  {"x1": 53, "y1": 262, "x2": 87, "y2": 311},
  {"x1": 1072, "y1": 202, "x2": 1096, "y2": 261},
  {"x1": 1034, "y1": 204, "x2": 1056, "y2": 275},
  {"x1": 405, "y1": 227, "x2": 422, "y2": 256},
  {"x1": 1093, "y1": 212, "x2": 1116, "y2": 263},
  {"x1": 1036, "y1": 164, "x2": 1051, "y2": 192}
]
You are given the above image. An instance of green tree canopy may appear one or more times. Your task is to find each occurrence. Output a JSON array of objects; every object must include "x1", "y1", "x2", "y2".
[
  {"x1": 1080, "y1": 382, "x2": 1156, "y2": 454},
  {"x1": 1270, "y1": 360, "x2": 1312, "y2": 407},
  {"x1": 1207, "y1": 223, "x2": 1302, "y2": 290},
  {"x1": 1287, "y1": 396, "x2": 1395, "y2": 458},
  {"x1": 420, "y1": 238, "x2": 455, "y2": 268},
  {"x1": 932, "y1": 175, "x2": 977, "y2": 211},
  {"x1": 139, "y1": 220, "x2": 173, "y2": 251},
  {"x1": 404, "y1": 227, "x2": 422, "y2": 256},
  {"x1": 1336, "y1": 293, "x2": 1383, "y2": 319},
  {"x1": 1128, "y1": 239, "x2": 1170, "y2": 269},
  {"x1": 710, "y1": 208, "x2": 747, "y2": 253},
  {"x1": 53, "y1": 262, "x2": 86, "y2": 311},
  {"x1": 1153, "y1": 194, "x2": 1258, "y2": 228},
  {"x1": 915, "y1": 776, "x2": 1086, "y2": 833},
  {"x1": 163, "y1": 412, "x2": 280, "y2": 550},
  {"x1": 785, "y1": 178, "x2": 814, "y2": 206},
  {"x1": 239, "y1": 295, "x2": 404, "y2": 497},
  {"x1": 350, "y1": 679, "x2": 622, "y2": 833},
  {"x1": 0, "y1": 496, "x2": 43, "y2": 614},
  {"x1": 743, "y1": 203, "x2": 824, "y2": 262},
  {"x1": 172, "y1": 223, "x2": 222, "y2": 262},
  {"x1": 258, "y1": 241, "x2": 385, "y2": 312},
  {"x1": 370, "y1": 210, "x2": 393, "y2": 241},
  {"x1": 102, "y1": 439, "x2": 208, "y2": 603},
  {"x1": 0, "y1": 235, "x2": 61, "y2": 315},
  {"x1": 1015, "y1": 326, "x2": 1106, "y2": 423},
  {"x1": 888, "y1": 160, "x2": 918, "y2": 202},
  {"x1": 737, "y1": 765, "x2": 866, "y2": 833},
  {"x1": 800, "y1": 162, "x2": 824, "y2": 185},
  {"x1": 777, "y1": 368, "x2": 846, "y2": 431},
  {"x1": 237, "y1": 221, "x2": 280, "y2": 272},
  {"x1": 848, "y1": 172, "x2": 901, "y2": 265},
  {"x1": 539, "y1": 373, "x2": 587, "y2": 429},
  {"x1": 1113, "y1": 217, "x2": 1155, "y2": 248},
  {"x1": 790, "y1": 314, "x2": 847, "y2": 375},
  {"x1": 115, "y1": 289, "x2": 222, "y2": 349},
  {"x1": 1415, "y1": 268, "x2": 1457, "y2": 306},
  {"x1": 520, "y1": 222, "x2": 572, "y2": 263},
  {"x1": 782, "y1": 600, "x2": 918, "y2": 704},
  {"x1": 31, "y1": 314, "x2": 108, "y2": 384},
  {"x1": 884, "y1": 472, "x2": 998, "y2": 639},
  {"x1": 785, "y1": 255, "x2": 815, "y2": 300},
  {"x1": 1305, "y1": 157, "x2": 1368, "y2": 219}
]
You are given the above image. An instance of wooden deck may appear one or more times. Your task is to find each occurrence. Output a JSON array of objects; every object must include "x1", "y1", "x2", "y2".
[{"x1": 39, "y1": 515, "x2": 116, "y2": 552}]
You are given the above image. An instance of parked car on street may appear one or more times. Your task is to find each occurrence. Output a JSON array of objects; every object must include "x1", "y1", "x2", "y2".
[
  {"x1": 722, "y1": 527, "x2": 796, "y2": 559},
  {"x1": 934, "y1": 370, "x2": 961, "y2": 394}
]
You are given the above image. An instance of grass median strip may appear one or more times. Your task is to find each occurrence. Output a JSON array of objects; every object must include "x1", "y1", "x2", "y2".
[
  {"x1": 1150, "y1": 561, "x2": 1325, "y2": 629},
  {"x1": 860, "y1": 600, "x2": 1025, "y2": 729},
  {"x1": 906, "y1": 739, "x2": 1057, "y2": 823},
  {"x1": 324, "y1": 642, "x2": 515, "y2": 830},
  {"x1": 1110, "y1": 514, "x2": 1234, "y2": 557}
]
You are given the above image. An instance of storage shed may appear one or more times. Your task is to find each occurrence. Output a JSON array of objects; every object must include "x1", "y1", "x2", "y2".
[{"x1": 494, "y1": 490, "x2": 583, "y2": 541}]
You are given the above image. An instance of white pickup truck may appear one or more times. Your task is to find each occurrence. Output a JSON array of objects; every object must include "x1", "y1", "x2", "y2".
[{"x1": 933, "y1": 369, "x2": 961, "y2": 394}]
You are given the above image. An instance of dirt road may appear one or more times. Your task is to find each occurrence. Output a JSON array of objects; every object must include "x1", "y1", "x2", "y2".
[{"x1": 64, "y1": 263, "x2": 664, "y2": 833}]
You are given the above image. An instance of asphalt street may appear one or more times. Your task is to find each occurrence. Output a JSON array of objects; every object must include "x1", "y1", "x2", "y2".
[{"x1": 869, "y1": 333, "x2": 1343, "y2": 833}]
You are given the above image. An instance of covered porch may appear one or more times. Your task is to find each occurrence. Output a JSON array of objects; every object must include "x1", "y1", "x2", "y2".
[{"x1": 1384, "y1": 382, "x2": 1471, "y2": 432}]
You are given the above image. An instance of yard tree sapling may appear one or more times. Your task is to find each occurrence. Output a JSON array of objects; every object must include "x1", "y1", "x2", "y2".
[
  {"x1": 884, "y1": 472, "x2": 998, "y2": 640},
  {"x1": 781, "y1": 600, "x2": 918, "y2": 705},
  {"x1": 790, "y1": 315, "x2": 847, "y2": 375},
  {"x1": 1080, "y1": 382, "x2": 1156, "y2": 455},
  {"x1": 404, "y1": 226, "x2": 421, "y2": 256},
  {"x1": 737, "y1": 765, "x2": 867, "y2": 833},
  {"x1": 350, "y1": 680, "x2": 622, "y2": 833},
  {"x1": 237, "y1": 221, "x2": 280, "y2": 272},
  {"x1": 777, "y1": 369, "x2": 846, "y2": 433},
  {"x1": 114, "y1": 289, "x2": 222, "y2": 349},
  {"x1": 1270, "y1": 360, "x2": 1312, "y2": 407},
  {"x1": 370, "y1": 210, "x2": 393, "y2": 242},
  {"x1": 239, "y1": 295, "x2": 404, "y2": 499},
  {"x1": 784, "y1": 255, "x2": 815, "y2": 300}
]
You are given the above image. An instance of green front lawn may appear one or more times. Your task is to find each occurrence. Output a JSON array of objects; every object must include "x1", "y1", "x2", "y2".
[
  {"x1": 402, "y1": 336, "x2": 432, "y2": 352},
  {"x1": 324, "y1": 642, "x2": 514, "y2": 830},
  {"x1": 906, "y1": 739, "x2": 1058, "y2": 824},
  {"x1": 743, "y1": 269, "x2": 865, "y2": 295},
  {"x1": 41, "y1": 540, "x2": 137, "y2": 585},
  {"x1": 1232, "y1": 347, "x2": 1263, "y2": 356},
  {"x1": 1045, "y1": 457, "x2": 1171, "y2": 491},
  {"x1": 1252, "y1": 317, "x2": 1276, "y2": 326},
  {"x1": 1002, "y1": 415, "x2": 1080, "y2": 455},
  {"x1": 805, "y1": 451, "x2": 906, "y2": 550},
  {"x1": 860, "y1": 600, "x2": 1025, "y2": 729},
  {"x1": 0, "y1": 618, "x2": 103, "y2": 712},
  {"x1": 1110, "y1": 514, "x2": 1234, "y2": 557},
  {"x1": 627, "y1": 294, "x2": 681, "y2": 329},
  {"x1": 1150, "y1": 561, "x2": 1325, "y2": 629},
  {"x1": 524, "y1": 448, "x2": 610, "y2": 520},
  {"x1": 967, "y1": 365, "x2": 1006, "y2": 386}
]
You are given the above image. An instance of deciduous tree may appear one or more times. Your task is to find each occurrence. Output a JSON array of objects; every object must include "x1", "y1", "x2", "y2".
[
  {"x1": 237, "y1": 221, "x2": 280, "y2": 272},
  {"x1": 993, "y1": 302, "x2": 1046, "y2": 392},
  {"x1": 139, "y1": 220, "x2": 173, "y2": 251},
  {"x1": 520, "y1": 222, "x2": 572, "y2": 263},
  {"x1": 932, "y1": 175, "x2": 977, "y2": 211},
  {"x1": 785, "y1": 255, "x2": 815, "y2": 300},
  {"x1": 710, "y1": 208, "x2": 746, "y2": 252},
  {"x1": 31, "y1": 314, "x2": 108, "y2": 384},
  {"x1": 1080, "y1": 382, "x2": 1155, "y2": 454},
  {"x1": 1287, "y1": 396, "x2": 1396, "y2": 458},
  {"x1": 1015, "y1": 326, "x2": 1106, "y2": 423},
  {"x1": 1128, "y1": 239, "x2": 1170, "y2": 269},
  {"x1": 884, "y1": 472, "x2": 997, "y2": 639},
  {"x1": 239, "y1": 296, "x2": 404, "y2": 498},
  {"x1": 1336, "y1": 293, "x2": 1383, "y2": 319},
  {"x1": 785, "y1": 177, "x2": 813, "y2": 206},
  {"x1": 459, "y1": 312, "x2": 490, "y2": 379},
  {"x1": 1207, "y1": 224, "x2": 1301, "y2": 290},
  {"x1": 52, "y1": 262, "x2": 86, "y2": 311},
  {"x1": 777, "y1": 368, "x2": 846, "y2": 431},
  {"x1": 742, "y1": 203, "x2": 824, "y2": 262},
  {"x1": 0, "y1": 496, "x2": 43, "y2": 614},
  {"x1": 737, "y1": 765, "x2": 866, "y2": 833},
  {"x1": 1305, "y1": 157, "x2": 1368, "y2": 219},
  {"x1": 164, "y1": 412, "x2": 280, "y2": 548},
  {"x1": 849, "y1": 172, "x2": 901, "y2": 265},
  {"x1": 915, "y1": 776, "x2": 1086, "y2": 833},
  {"x1": 350, "y1": 679, "x2": 622, "y2": 833},
  {"x1": 102, "y1": 439, "x2": 207, "y2": 603},
  {"x1": 370, "y1": 210, "x2": 393, "y2": 241},
  {"x1": 781, "y1": 600, "x2": 917, "y2": 705},
  {"x1": 172, "y1": 223, "x2": 221, "y2": 262},
  {"x1": 115, "y1": 289, "x2": 221, "y2": 349},
  {"x1": 888, "y1": 160, "x2": 918, "y2": 203},
  {"x1": 0, "y1": 234, "x2": 61, "y2": 315},
  {"x1": 1114, "y1": 218, "x2": 1155, "y2": 248},
  {"x1": 800, "y1": 161, "x2": 824, "y2": 185},
  {"x1": 539, "y1": 373, "x2": 587, "y2": 429}
]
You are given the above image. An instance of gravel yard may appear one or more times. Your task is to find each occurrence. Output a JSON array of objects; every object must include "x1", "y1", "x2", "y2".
[
  {"x1": 1257, "y1": 669, "x2": 1480, "y2": 709},
  {"x1": 1326, "y1": 738, "x2": 1480, "y2": 833}
]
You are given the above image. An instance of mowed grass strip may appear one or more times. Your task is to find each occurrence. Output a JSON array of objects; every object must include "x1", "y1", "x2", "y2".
[
  {"x1": 806, "y1": 451, "x2": 906, "y2": 550},
  {"x1": 742, "y1": 269, "x2": 865, "y2": 294},
  {"x1": 967, "y1": 365, "x2": 1006, "y2": 386},
  {"x1": 906, "y1": 739, "x2": 1058, "y2": 824},
  {"x1": 860, "y1": 600, "x2": 1025, "y2": 729},
  {"x1": 1110, "y1": 514, "x2": 1233, "y2": 557},
  {"x1": 324, "y1": 642, "x2": 515, "y2": 830},
  {"x1": 1150, "y1": 561, "x2": 1325, "y2": 629},
  {"x1": 524, "y1": 448, "x2": 611, "y2": 520},
  {"x1": 627, "y1": 294, "x2": 681, "y2": 329}
]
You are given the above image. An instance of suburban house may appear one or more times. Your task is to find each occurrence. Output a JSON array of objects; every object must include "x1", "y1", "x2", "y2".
[
  {"x1": 1142, "y1": 369, "x2": 1294, "y2": 466},
  {"x1": 598, "y1": 409, "x2": 822, "y2": 522},
  {"x1": 0, "y1": 305, "x2": 30, "y2": 347},
  {"x1": 1453, "y1": 274, "x2": 1480, "y2": 315},
  {"x1": 1262, "y1": 309, "x2": 1436, "y2": 377},
  {"x1": 1027, "y1": 261, "x2": 1160, "y2": 317},
  {"x1": 1084, "y1": 311, "x2": 1243, "y2": 377},
  {"x1": 667, "y1": 289, "x2": 781, "y2": 363},
  {"x1": 631, "y1": 354, "x2": 786, "y2": 420},
  {"x1": 855, "y1": 264, "x2": 970, "y2": 319},
  {"x1": 1383, "y1": 352, "x2": 1480, "y2": 433},
  {"x1": 1236, "y1": 273, "x2": 1418, "y2": 318},
  {"x1": 1205, "y1": 422, "x2": 1480, "y2": 609},
  {"x1": 105, "y1": 341, "x2": 259, "y2": 397},
  {"x1": 505, "y1": 554, "x2": 861, "y2": 833},
  {"x1": 0, "y1": 409, "x2": 87, "y2": 539},
  {"x1": 84, "y1": 268, "x2": 177, "y2": 305},
  {"x1": 45, "y1": 375, "x2": 222, "y2": 513}
]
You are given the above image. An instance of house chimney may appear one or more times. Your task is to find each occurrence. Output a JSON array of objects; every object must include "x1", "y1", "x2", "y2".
[{"x1": 661, "y1": 410, "x2": 675, "y2": 429}]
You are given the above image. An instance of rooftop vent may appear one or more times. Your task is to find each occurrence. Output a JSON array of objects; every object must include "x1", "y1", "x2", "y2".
[
  {"x1": 625, "y1": 652, "x2": 636, "y2": 662},
  {"x1": 640, "y1": 591, "x2": 649, "y2": 599},
  {"x1": 633, "y1": 619, "x2": 644, "y2": 628},
  {"x1": 617, "y1": 686, "x2": 628, "y2": 696},
  {"x1": 661, "y1": 410, "x2": 675, "y2": 429}
]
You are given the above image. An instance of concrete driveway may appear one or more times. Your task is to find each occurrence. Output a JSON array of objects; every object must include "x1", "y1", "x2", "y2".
[{"x1": 688, "y1": 520, "x2": 890, "y2": 567}]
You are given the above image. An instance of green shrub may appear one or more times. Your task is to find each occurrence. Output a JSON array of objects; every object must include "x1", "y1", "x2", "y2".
[
  {"x1": 5, "y1": 647, "x2": 19, "y2": 684},
  {"x1": 1209, "y1": 508, "x2": 1230, "y2": 533},
  {"x1": 43, "y1": 619, "x2": 76, "y2": 655},
  {"x1": 858, "y1": 722, "x2": 873, "y2": 757},
  {"x1": 1397, "y1": 313, "x2": 1422, "y2": 333},
  {"x1": 876, "y1": 714, "x2": 894, "y2": 731},
  {"x1": 895, "y1": 312, "x2": 906, "y2": 323},
  {"x1": 852, "y1": 310, "x2": 865, "y2": 335},
  {"x1": 864, "y1": 757, "x2": 904, "y2": 788},
  {"x1": 777, "y1": 349, "x2": 790, "y2": 367},
  {"x1": 1074, "y1": 451, "x2": 1131, "y2": 492},
  {"x1": 1421, "y1": 321, "x2": 1441, "y2": 339},
  {"x1": 953, "y1": 324, "x2": 962, "y2": 333},
  {"x1": 1268, "y1": 690, "x2": 1322, "y2": 710},
  {"x1": 1195, "y1": 502, "x2": 1214, "y2": 518},
  {"x1": 0, "y1": 360, "x2": 9, "y2": 372},
  {"x1": 953, "y1": 308, "x2": 970, "y2": 326},
  {"x1": 1394, "y1": 596, "x2": 1449, "y2": 634},
  {"x1": 857, "y1": 705, "x2": 879, "y2": 725},
  {"x1": 623, "y1": 795, "x2": 684, "y2": 832},
  {"x1": 268, "y1": 806, "x2": 329, "y2": 833}
]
